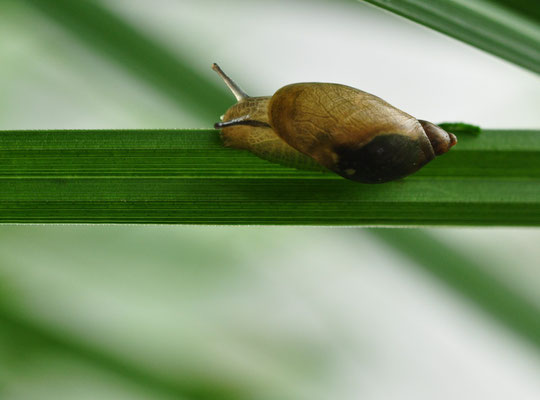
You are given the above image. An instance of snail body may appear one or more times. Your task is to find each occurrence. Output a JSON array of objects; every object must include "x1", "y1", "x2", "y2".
[{"x1": 213, "y1": 63, "x2": 457, "y2": 183}]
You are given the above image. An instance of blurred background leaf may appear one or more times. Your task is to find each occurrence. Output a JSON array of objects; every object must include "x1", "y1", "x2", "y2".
[
  {"x1": 361, "y1": 0, "x2": 540, "y2": 74},
  {"x1": 22, "y1": 0, "x2": 232, "y2": 124},
  {"x1": 370, "y1": 229, "x2": 540, "y2": 348}
]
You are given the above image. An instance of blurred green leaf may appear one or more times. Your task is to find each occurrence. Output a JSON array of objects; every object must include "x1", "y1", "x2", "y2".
[
  {"x1": 22, "y1": 0, "x2": 231, "y2": 125},
  {"x1": 361, "y1": 0, "x2": 540, "y2": 74},
  {"x1": 1, "y1": 128, "x2": 539, "y2": 225},
  {"x1": 370, "y1": 229, "x2": 540, "y2": 349},
  {"x1": 492, "y1": 0, "x2": 540, "y2": 23},
  {"x1": 0, "y1": 303, "x2": 248, "y2": 400},
  {"x1": 0, "y1": 312, "x2": 246, "y2": 400}
]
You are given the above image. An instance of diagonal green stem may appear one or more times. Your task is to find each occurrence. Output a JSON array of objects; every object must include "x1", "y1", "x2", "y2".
[
  {"x1": 0, "y1": 301, "x2": 247, "y2": 400},
  {"x1": 22, "y1": 0, "x2": 231, "y2": 124},
  {"x1": 1, "y1": 128, "x2": 539, "y2": 225},
  {"x1": 369, "y1": 228, "x2": 540, "y2": 350},
  {"x1": 361, "y1": 0, "x2": 540, "y2": 74}
]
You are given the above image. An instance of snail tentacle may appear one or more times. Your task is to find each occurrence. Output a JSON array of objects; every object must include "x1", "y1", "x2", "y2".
[{"x1": 212, "y1": 63, "x2": 250, "y2": 101}]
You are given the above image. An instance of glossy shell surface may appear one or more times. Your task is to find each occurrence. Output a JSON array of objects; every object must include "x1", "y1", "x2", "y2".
[{"x1": 268, "y1": 83, "x2": 435, "y2": 183}]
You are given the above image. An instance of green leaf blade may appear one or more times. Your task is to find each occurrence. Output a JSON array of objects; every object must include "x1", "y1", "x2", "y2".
[
  {"x1": 361, "y1": 0, "x2": 540, "y2": 74},
  {"x1": 1, "y1": 129, "x2": 540, "y2": 225}
]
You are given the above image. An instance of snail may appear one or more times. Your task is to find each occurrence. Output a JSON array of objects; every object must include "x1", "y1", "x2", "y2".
[{"x1": 212, "y1": 63, "x2": 457, "y2": 183}]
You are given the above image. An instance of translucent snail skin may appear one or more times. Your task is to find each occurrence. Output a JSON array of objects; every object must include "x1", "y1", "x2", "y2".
[{"x1": 212, "y1": 63, "x2": 457, "y2": 184}]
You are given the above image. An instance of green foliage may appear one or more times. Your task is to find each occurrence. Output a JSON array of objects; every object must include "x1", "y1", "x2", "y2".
[
  {"x1": 361, "y1": 0, "x2": 540, "y2": 75},
  {"x1": 0, "y1": 303, "x2": 245, "y2": 400},
  {"x1": 24, "y1": 0, "x2": 231, "y2": 124},
  {"x1": 371, "y1": 229, "x2": 540, "y2": 348},
  {"x1": 1, "y1": 128, "x2": 539, "y2": 225}
]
